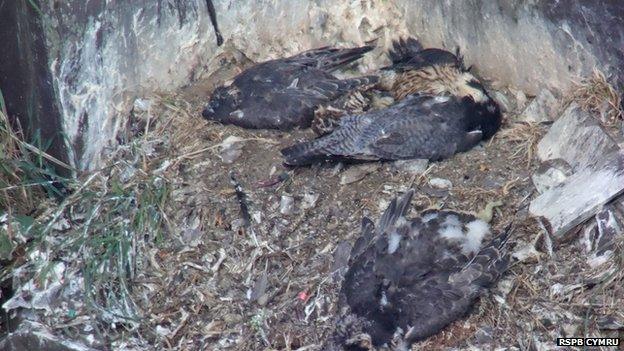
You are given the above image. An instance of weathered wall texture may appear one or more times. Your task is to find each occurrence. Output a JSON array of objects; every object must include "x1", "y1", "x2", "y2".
[
  {"x1": 42, "y1": 0, "x2": 408, "y2": 170},
  {"x1": 401, "y1": 0, "x2": 624, "y2": 94},
  {"x1": 0, "y1": 0, "x2": 69, "y2": 173},
  {"x1": 42, "y1": 0, "x2": 218, "y2": 169},
  {"x1": 14, "y1": 0, "x2": 623, "y2": 170}
]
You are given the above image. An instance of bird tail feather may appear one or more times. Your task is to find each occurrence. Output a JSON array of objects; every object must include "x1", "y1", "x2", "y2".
[
  {"x1": 377, "y1": 189, "x2": 415, "y2": 235},
  {"x1": 350, "y1": 217, "x2": 376, "y2": 259},
  {"x1": 388, "y1": 37, "x2": 424, "y2": 64},
  {"x1": 280, "y1": 136, "x2": 337, "y2": 166}
]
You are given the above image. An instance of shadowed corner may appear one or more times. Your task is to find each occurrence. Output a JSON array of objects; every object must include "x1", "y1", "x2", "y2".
[
  {"x1": 0, "y1": 0, "x2": 71, "y2": 177},
  {"x1": 205, "y1": 0, "x2": 223, "y2": 46}
]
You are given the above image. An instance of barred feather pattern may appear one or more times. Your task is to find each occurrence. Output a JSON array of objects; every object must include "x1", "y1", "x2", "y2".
[{"x1": 382, "y1": 65, "x2": 485, "y2": 101}]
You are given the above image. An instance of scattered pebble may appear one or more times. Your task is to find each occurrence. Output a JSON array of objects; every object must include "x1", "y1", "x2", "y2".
[
  {"x1": 518, "y1": 88, "x2": 558, "y2": 123},
  {"x1": 218, "y1": 136, "x2": 246, "y2": 164},
  {"x1": 252, "y1": 211, "x2": 262, "y2": 224},
  {"x1": 492, "y1": 91, "x2": 512, "y2": 113},
  {"x1": 133, "y1": 98, "x2": 153, "y2": 112},
  {"x1": 302, "y1": 192, "x2": 320, "y2": 209},
  {"x1": 511, "y1": 88, "x2": 528, "y2": 110},
  {"x1": 155, "y1": 325, "x2": 171, "y2": 337},
  {"x1": 429, "y1": 177, "x2": 453, "y2": 189},
  {"x1": 330, "y1": 241, "x2": 352, "y2": 276},
  {"x1": 340, "y1": 164, "x2": 379, "y2": 185},
  {"x1": 531, "y1": 159, "x2": 572, "y2": 193},
  {"x1": 279, "y1": 194, "x2": 295, "y2": 215},
  {"x1": 474, "y1": 326, "x2": 494, "y2": 344},
  {"x1": 512, "y1": 240, "x2": 541, "y2": 263},
  {"x1": 393, "y1": 159, "x2": 429, "y2": 175}
]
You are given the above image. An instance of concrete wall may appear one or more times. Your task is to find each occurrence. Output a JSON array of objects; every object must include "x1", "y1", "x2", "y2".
[
  {"x1": 3, "y1": 0, "x2": 621, "y2": 170},
  {"x1": 401, "y1": 0, "x2": 624, "y2": 94},
  {"x1": 0, "y1": 0, "x2": 69, "y2": 174},
  {"x1": 42, "y1": 0, "x2": 219, "y2": 169}
]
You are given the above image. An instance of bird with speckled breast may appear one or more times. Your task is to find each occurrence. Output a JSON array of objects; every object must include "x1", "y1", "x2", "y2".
[
  {"x1": 323, "y1": 190, "x2": 513, "y2": 351},
  {"x1": 201, "y1": 44, "x2": 378, "y2": 130},
  {"x1": 310, "y1": 37, "x2": 493, "y2": 136},
  {"x1": 379, "y1": 37, "x2": 477, "y2": 100}
]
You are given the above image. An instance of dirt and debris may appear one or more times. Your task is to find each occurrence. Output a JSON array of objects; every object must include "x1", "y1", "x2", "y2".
[
  {"x1": 2, "y1": 63, "x2": 624, "y2": 351},
  {"x1": 518, "y1": 89, "x2": 559, "y2": 124}
]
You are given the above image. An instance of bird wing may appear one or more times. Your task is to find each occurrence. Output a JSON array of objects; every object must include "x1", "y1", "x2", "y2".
[
  {"x1": 401, "y1": 224, "x2": 512, "y2": 343},
  {"x1": 394, "y1": 275, "x2": 476, "y2": 342},
  {"x1": 282, "y1": 94, "x2": 467, "y2": 163},
  {"x1": 388, "y1": 37, "x2": 424, "y2": 64},
  {"x1": 387, "y1": 47, "x2": 463, "y2": 73},
  {"x1": 287, "y1": 44, "x2": 375, "y2": 71},
  {"x1": 342, "y1": 190, "x2": 415, "y2": 317},
  {"x1": 364, "y1": 109, "x2": 461, "y2": 160}
]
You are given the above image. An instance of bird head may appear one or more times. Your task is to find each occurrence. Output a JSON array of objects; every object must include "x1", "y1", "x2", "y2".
[
  {"x1": 458, "y1": 76, "x2": 502, "y2": 139},
  {"x1": 201, "y1": 85, "x2": 241, "y2": 121},
  {"x1": 454, "y1": 73, "x2": 493, "y2": 104}
]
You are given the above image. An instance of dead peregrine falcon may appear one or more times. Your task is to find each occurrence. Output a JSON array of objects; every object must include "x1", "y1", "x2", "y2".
[
  {"x1": 324, "y1": 190, "x2": 512, "y2": 350},
  {"x1": 201, "y1": 44, "x2": 377, "y2": 130},
  {"x1": 379, "y1": 37, "x2": 475, "y2": 100},
  {"x1": 280, "y1": 90, "x2": 502, "y2": 166},
  {"x1": 311, "y1": 37, "x2": 495, "y2": 136}
]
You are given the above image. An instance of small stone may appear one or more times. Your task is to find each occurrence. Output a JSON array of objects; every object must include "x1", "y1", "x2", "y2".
[
  {"x1": 512, "y1": 89, "x2": 528, "y2": 110},
  {"x1": 279, "y1": 194, "x2": 295, "y2": 215},
  {"x1": 340, "y1": 164, "x2": 379, "y2": 185},
  {"x1": 512, "y1": 240, "x2": 541, "y2": 262},
  {"x1": 393, "y1": 159, "x2": 429, "y2": 175},
  {"x1": 531, "y1": 159, "x2": 573, "y2": 193},
  {"x1": 248, "y1": 272, "x2": 268, "y2": 303},
  {"x1": 181, "y1": 227, "x2": 202, "y2": 246},
  {"x1": 156, "y1": 325, "x2": 171, "y2": 336},
  {"x1": 218, "y1": 136, "x2": 246, "y2": 164},
  {"x1": 256, "y1": 293, "x2": 268, "y2": 306},
  {"x1": 133, "y1": 98, "x2": 153, "y2": 112},
  {"x1": 562, "y1": 323, "x2": 579, "y2": 337},
  {"x1": 429, "y1": 177, "x2": 452, "y2": 189},
  {"x1": 549, "y1": 283, "x2": 564, "y2": 297},
  {"x1": 302, "y1": 192, "x2": 320, "y2": 209},
  {"x1": 492, "y1": 91, "x2": 512, "y2": 113},
  {"x1": 252, "y1": 211, "x2": 262, "y2": 224},
  {"x1": 518, "y1": 89, "x2": 558, "y2": 123},
  {"x1": 474, "y1": 326, "x2": 494, "y2": 344}
]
